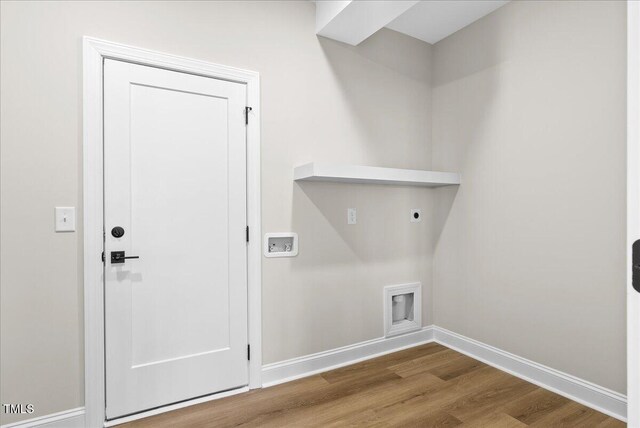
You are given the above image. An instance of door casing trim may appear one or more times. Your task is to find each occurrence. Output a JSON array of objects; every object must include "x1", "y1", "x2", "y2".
[
  {"x1": 627, "y1": 2, "x2": 640, "y2": 426},
  {"x1": 83, "y1": 36, "x2": 262, "y2": 427}
]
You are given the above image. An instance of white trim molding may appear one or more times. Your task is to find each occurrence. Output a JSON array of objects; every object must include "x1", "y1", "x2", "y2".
[
  {"x1": 627, "y1": 1, "x2": 640, "y2": 426},
  {"x1": 82, "y1": 36, "x2": 262, "y2": 428},
  {"x1": 433, "y1": 326, "x2": 627, "y2": 422},
  {"x1": 261, "y1": 325, "x2": 626, "y2": 422},
  {"x1": 0, "y1": 408, "x2": 85, "y2": 428},
  {"x1": 9, "y1": 324, "x2": 627, "y2": 426},
  {"x1": 262, "y1": 326, "x2": 435, "y2": 387}
]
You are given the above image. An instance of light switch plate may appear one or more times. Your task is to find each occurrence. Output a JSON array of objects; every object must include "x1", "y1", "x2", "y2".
[
  {"x1": 347, "y1": 208, "x2": 357, "y2": 225},
  {"x1": 55, "y1": 207, "x2": 76, "y2": 232}
]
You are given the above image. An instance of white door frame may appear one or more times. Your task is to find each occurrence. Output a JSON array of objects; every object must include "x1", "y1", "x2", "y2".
[
  {"x1": 82, "y1": 37, "x2": 262, "y2": 427},
  {"x1": 629, "y1": 1, "x2": 640, "y2": 427}
]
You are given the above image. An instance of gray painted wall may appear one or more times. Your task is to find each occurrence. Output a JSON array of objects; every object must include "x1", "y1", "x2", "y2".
[
  {"x1": 432, "y1": 0, "x2": 627, "y2": 394},
  {"x1": 0, "y1": 0, "x2": 628, "y2": 424},
  {"x1": 0, "y1": 1, "x2": 433, "y2": 423}
]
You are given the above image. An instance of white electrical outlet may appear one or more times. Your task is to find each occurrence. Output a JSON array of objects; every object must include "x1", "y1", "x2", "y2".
[
  {"x1": 410, "y1": 209, "x2": 421, "y2": 223},
  {"x1": 347, "y1": 208, "x2": 357, "y2": 225}
]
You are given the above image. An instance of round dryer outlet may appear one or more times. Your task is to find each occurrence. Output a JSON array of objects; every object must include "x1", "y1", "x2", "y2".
[{"x1": 410, "y1": 209, "x2": 421, "y2": 223}]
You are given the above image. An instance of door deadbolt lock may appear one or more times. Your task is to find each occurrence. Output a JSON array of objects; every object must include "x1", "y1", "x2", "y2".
[
  {"x1": 111, "y1": 226, "x2": 125, "y2": 238},
  {"x1": 110, "y1": 251, "x2": 140, "y2": 264}
]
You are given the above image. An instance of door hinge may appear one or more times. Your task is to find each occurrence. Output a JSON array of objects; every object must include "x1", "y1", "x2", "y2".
[
  {"x1": 247, "y1": 344, "x2": 251, "y2": 360},
  {"x1": 245, "y1": 106, "x2": 252, "y2": 125},
  {"x1": 633, "y1": 240, "x2": 640, "y2": 293},
  {"x1": 246, "y1": 226, "x2": 250, "y2": 243},
  {"x1": 101, "y1": 251, "x2": 105, "y2": 263}
]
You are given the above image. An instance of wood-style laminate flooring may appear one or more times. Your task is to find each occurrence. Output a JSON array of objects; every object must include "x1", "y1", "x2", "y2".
[{"x1": 119, "y1": 343, "x2": 624, "y2": 427}]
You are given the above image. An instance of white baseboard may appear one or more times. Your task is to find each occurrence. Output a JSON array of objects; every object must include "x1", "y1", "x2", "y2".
[
  {"x1": 261, "y1": 325, "x2": 627, "y2": 422},
  {"x1": 3, "y1": 325, "x2": 627, "y2": 426},
  {"x1": 433, "y1": 326, "x2": 627, "y2": 422},
  {"x1": 0, "y1": 408, "x2": 85, "y2": 428},
  {"x1": 261, "y1": 326, "x2": 436, "y2": 387}
]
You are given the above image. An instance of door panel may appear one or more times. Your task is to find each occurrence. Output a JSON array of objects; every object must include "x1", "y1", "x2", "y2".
[
  {"x1": 130, "y1": 84, "x2": 230, "y2": 367},
  {"x1": 104, "y1": 59, "x2": 248, "y2": 419}
]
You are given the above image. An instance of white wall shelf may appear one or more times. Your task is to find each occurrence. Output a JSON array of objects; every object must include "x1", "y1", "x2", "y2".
[{"x1": 293, "y1": 163, "x2": 460, "y2": 187}]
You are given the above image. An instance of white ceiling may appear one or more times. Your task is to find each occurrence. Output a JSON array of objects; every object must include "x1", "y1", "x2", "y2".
[{"x1": 385, "y1": 1, "x2": 509, "y2": 44}]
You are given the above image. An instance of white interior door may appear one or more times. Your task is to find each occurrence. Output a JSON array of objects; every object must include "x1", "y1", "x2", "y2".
[
  {"x1": 629, "y1": 2, "x2": 640, "y2": 426},
  {"x1": 103, "y1": 59, "x2": 248, "y2": 419}
]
